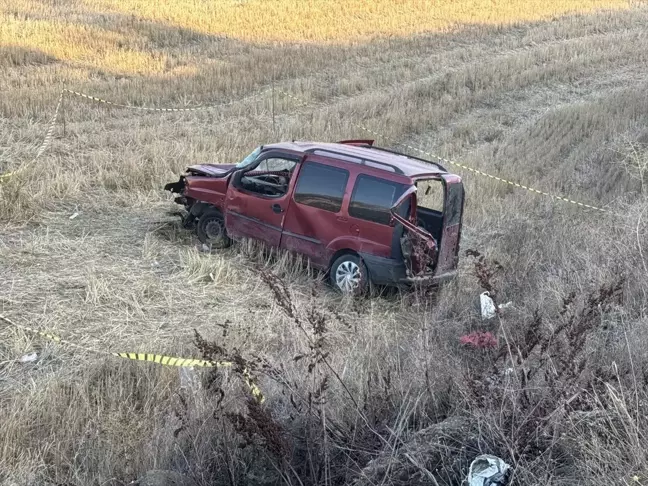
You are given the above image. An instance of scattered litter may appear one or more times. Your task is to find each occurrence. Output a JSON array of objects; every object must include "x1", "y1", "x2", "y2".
[
  {"x1": 468, "y1": 454, "x2": 511, "y2": 486},
  {"x1": 179, "y1": 367, "x2": 201, "y2": 391},
  {"x1": 19, "y1": 352, "x2": 38, "y2": 363},
  {"x1": 480, "y1": 292, "x2": 513, "y2": 319},
  {"x1": 460, "y1": 331, "x2": 498, "y2": 349},
  {"x1": 69, "y1": 212, "x2": 79, "y2": 220}
]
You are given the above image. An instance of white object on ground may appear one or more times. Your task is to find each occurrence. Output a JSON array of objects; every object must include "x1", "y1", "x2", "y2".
[
  {"x1": 480, "y1": 292, "x2": 513, "y2": 320},
  {"x1": 468, "y1": 454, "x2": 511, "y2": 486},
  {"x1": 69, "y1": 212, "x2": 79, "y2": 220},
  {"x1": 179, "y1": 367, "x2": 201, "y2": 390},
  {"x1": 19, "y1": 352, "x2": 38, "y2": 363}
]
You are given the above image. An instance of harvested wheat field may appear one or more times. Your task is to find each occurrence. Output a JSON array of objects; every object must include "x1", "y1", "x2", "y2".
[{"x1": 1, "y1": 0, "x2": 648, "y2": 484}]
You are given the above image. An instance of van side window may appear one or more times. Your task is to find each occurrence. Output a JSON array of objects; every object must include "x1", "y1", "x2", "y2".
[
  {"x1": 294, "y1": 162, "x2": 349, "y2": 213},
  {"x1": 240, "y1": 156, "x2": 298, "y2": 198},
  {"x1": 349, "y1": 175, "x2": 406, "y2": 225}
]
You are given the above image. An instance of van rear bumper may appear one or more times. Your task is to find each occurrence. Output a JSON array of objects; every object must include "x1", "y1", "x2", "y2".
[
  {"x1": 359, "y1": 253, "x2": 407, "y2": 285},
  {"x1": 360, "y1": 253, "x2": 456, "y2": 287},
  {"x1": 401, "y1": 270, "x2": 457, "y2": 286}
]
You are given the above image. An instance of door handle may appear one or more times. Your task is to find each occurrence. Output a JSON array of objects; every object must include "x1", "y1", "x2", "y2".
[
  {"x1": 271, "y1": 203, "x2": 283, "y2": 214},
  {"x1": 336, "y1": 216, "x2": 348, "y2": 222}
]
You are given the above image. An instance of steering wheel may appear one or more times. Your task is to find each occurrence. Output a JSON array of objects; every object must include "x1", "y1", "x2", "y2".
[{"x1": 262, "y1": 174, "x2": 285, "y2": 185}]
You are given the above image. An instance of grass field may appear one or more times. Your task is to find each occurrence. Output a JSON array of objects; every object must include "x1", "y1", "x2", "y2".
[{"x1": 1, "y1": 1, "x2": 648, "y2": 485}]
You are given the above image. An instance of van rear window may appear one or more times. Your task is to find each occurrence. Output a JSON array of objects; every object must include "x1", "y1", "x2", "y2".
[
  {"x1": 349, "y1": 175, "x2": 406, "y2": 225},
  {"x1": 294, "y1": 162, "x2": 349, "y2": 213}
]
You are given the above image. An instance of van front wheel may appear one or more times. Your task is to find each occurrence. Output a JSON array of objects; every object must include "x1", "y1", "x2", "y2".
[
  {"x1": 196, "y1": 209, "x2": 231, "y2": 249},
  {"x1": 330, "y1": 254, "x2": 369, "y2": 295}
]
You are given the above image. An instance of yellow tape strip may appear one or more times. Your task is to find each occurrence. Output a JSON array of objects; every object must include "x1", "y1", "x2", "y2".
[
  {"x1": 62, "y1": 88, "x2": 270, "y2": 112},
  {"x1": 113, "y1": 352, "x2": 224, "y2": 368},
  {"x1": 0, "y1": 314, "x2": 264, "y2": 402},
  {"x1": 0, "y1": 91, "x2": 64, "y2": 181},
  {"x1": 277, "y1": 89, "x2": 612, "y2": 214},
  {"x1": 1, "y1": 86, "x2": 270, "y2": 181}
]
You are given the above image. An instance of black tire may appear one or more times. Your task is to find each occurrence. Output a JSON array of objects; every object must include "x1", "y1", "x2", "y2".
[
  {"x1": 329, "y1": 254, "x2": 370, "y2": 295},
  {"x1": 196, "y1": 209, "x2": 231, "y2": 249}
]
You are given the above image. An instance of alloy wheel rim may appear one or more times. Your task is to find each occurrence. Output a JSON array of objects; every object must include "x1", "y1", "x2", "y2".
[
  {"x1": 205, "y1": 220, "x2": 223, "y2": 240},
  {"x1": 335, "y1": 261, "x2": 361, "y2": 292}
]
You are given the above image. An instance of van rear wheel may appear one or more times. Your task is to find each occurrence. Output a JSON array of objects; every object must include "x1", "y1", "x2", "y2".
[
  {"x1": 330, "y1": 254, "x2": 369, "y2": 295},
  {"x1": 196, "y1": 209, "x2": 231, "y2": 249}
]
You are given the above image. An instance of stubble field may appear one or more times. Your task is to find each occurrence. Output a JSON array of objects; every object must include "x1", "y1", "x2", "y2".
[{"x1": 1, "y1": 1, "x2": 648, "y2": 485}]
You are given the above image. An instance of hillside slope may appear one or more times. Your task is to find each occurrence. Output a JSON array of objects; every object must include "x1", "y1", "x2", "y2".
[{"x1": 1, "y1": 2, "x2": 648, "y2": 485}]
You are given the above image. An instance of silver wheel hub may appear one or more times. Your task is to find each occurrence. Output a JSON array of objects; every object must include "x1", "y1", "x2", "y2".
[
  {"x1": 335, "y1": 261, "x2": 361, "y2": 293},
  {"x1": 205, "y1": 220, "x2": 223, "y2": 240}
]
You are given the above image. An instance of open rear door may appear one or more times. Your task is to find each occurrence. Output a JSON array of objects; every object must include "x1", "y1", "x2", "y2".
[
  {"x1": 390, "y1": 174, "x2": 464, "y2": 281},
  {"x1": 390, "y1": 187, "x2": 438, "y2": 277},
  {"x1": 434, "y1": 174, "x2": 464, "y2": 277}
]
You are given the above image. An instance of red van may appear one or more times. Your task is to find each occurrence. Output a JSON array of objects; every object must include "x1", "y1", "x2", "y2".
[{"x1": 165, "y1": 140, "x2": 464, "y2": 294}]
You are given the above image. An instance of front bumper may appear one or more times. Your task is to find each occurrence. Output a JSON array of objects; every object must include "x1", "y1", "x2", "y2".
[{"x1": 164, "y1": 176, "x2": 185, "y2": 194}]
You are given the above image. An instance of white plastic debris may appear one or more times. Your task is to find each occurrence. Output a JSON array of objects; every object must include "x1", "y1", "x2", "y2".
[
  {"x1": 19, "y1": 352, "x2": 38, "y2": 363},
  {"x1": 480, "y1": 292, "x2": 497, "y2": 319},
  {"x1": 179, "y1": 367, "x2": 201, "y2": 391},
  {"x1": 480, "y1": 292, "x2": 513, "y2": 320},
  {"x1": 468, "y1": 454, "x2": 511, "y2": 486},
  {"x1": 69, "y1": 212, "x2": 79, "y2": 220}
]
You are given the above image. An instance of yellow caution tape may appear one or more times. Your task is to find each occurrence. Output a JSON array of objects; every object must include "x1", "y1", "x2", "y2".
[
  {"x1": 360, "y1": 125, "x2": 611, "y2": 213},
  {"x1": 0, "y1": 91, "x2": 64, "y2": 181},
  {"x1": 62, "y1": 88, "x2": 270, "y2": 112},
  {"x1": 0, "y1": 314, "x2": 264, "y2": 402},
  {"x1": 277, "y1": 89, "x2": 613, "y2": 214},
  {"x1": 0, "y1": 81, "x2": 616, "y2": 217},
  {"x1": 0, "y1": 87, "x2": 270, "y2": 181}
]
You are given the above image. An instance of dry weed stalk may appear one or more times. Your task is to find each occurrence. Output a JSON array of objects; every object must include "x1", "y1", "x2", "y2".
[{"x1": 464, "y1": 251, "x2": 626, "y2": 467}]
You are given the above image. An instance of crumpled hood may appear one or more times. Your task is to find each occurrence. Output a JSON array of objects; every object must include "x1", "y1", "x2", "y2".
[{"x1": 187, "y1": 163, "x2": 236, "y2": 177}]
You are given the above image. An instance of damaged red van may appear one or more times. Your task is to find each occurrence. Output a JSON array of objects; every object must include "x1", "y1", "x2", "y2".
[{"x1": 165, "y1": 140, "x2": 464, "y2": 294}]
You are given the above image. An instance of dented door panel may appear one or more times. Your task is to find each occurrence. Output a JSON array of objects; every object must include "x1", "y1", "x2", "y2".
[
  {"x1": 224, "y1": 152, "x2": 302, "y2": 248},
  {"x1": 280, "y1": 157, "x2": 355, "y2": 268},
  {"x1": 435, "y1": 224, "x2": 460, "y2": 273},
  {"x1": 435, "y1": 175, "x2": 465, "y2": 275}
]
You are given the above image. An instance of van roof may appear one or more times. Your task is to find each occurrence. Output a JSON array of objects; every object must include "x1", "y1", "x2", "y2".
[{"x1": 263, "y1": 141, "x2": 447, "y2": 179}]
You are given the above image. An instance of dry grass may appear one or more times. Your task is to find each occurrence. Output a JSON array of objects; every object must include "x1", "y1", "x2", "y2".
[
  {"x1": 1, "y1": 0, "x2": 648, "y2": 485},
  {"x1": 77, "y1": 0, "x2": 631, "y2": 42}
]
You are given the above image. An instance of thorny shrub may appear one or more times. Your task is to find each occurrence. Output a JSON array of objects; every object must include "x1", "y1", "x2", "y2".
[
  {"x1": 181, "y1": 255, "x2": 638, "y2": 485},
  {"x1": 463, "y1": 249, "x2": 628, "y2": 476},
  {"x1": 179, "y1": 268, "x2": 422, "y2": 485}
]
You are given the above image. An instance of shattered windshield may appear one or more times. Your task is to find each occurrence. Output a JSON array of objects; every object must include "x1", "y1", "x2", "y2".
[{"x1": 235, "y1": 146, "x2": 262, "y2": 169}]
